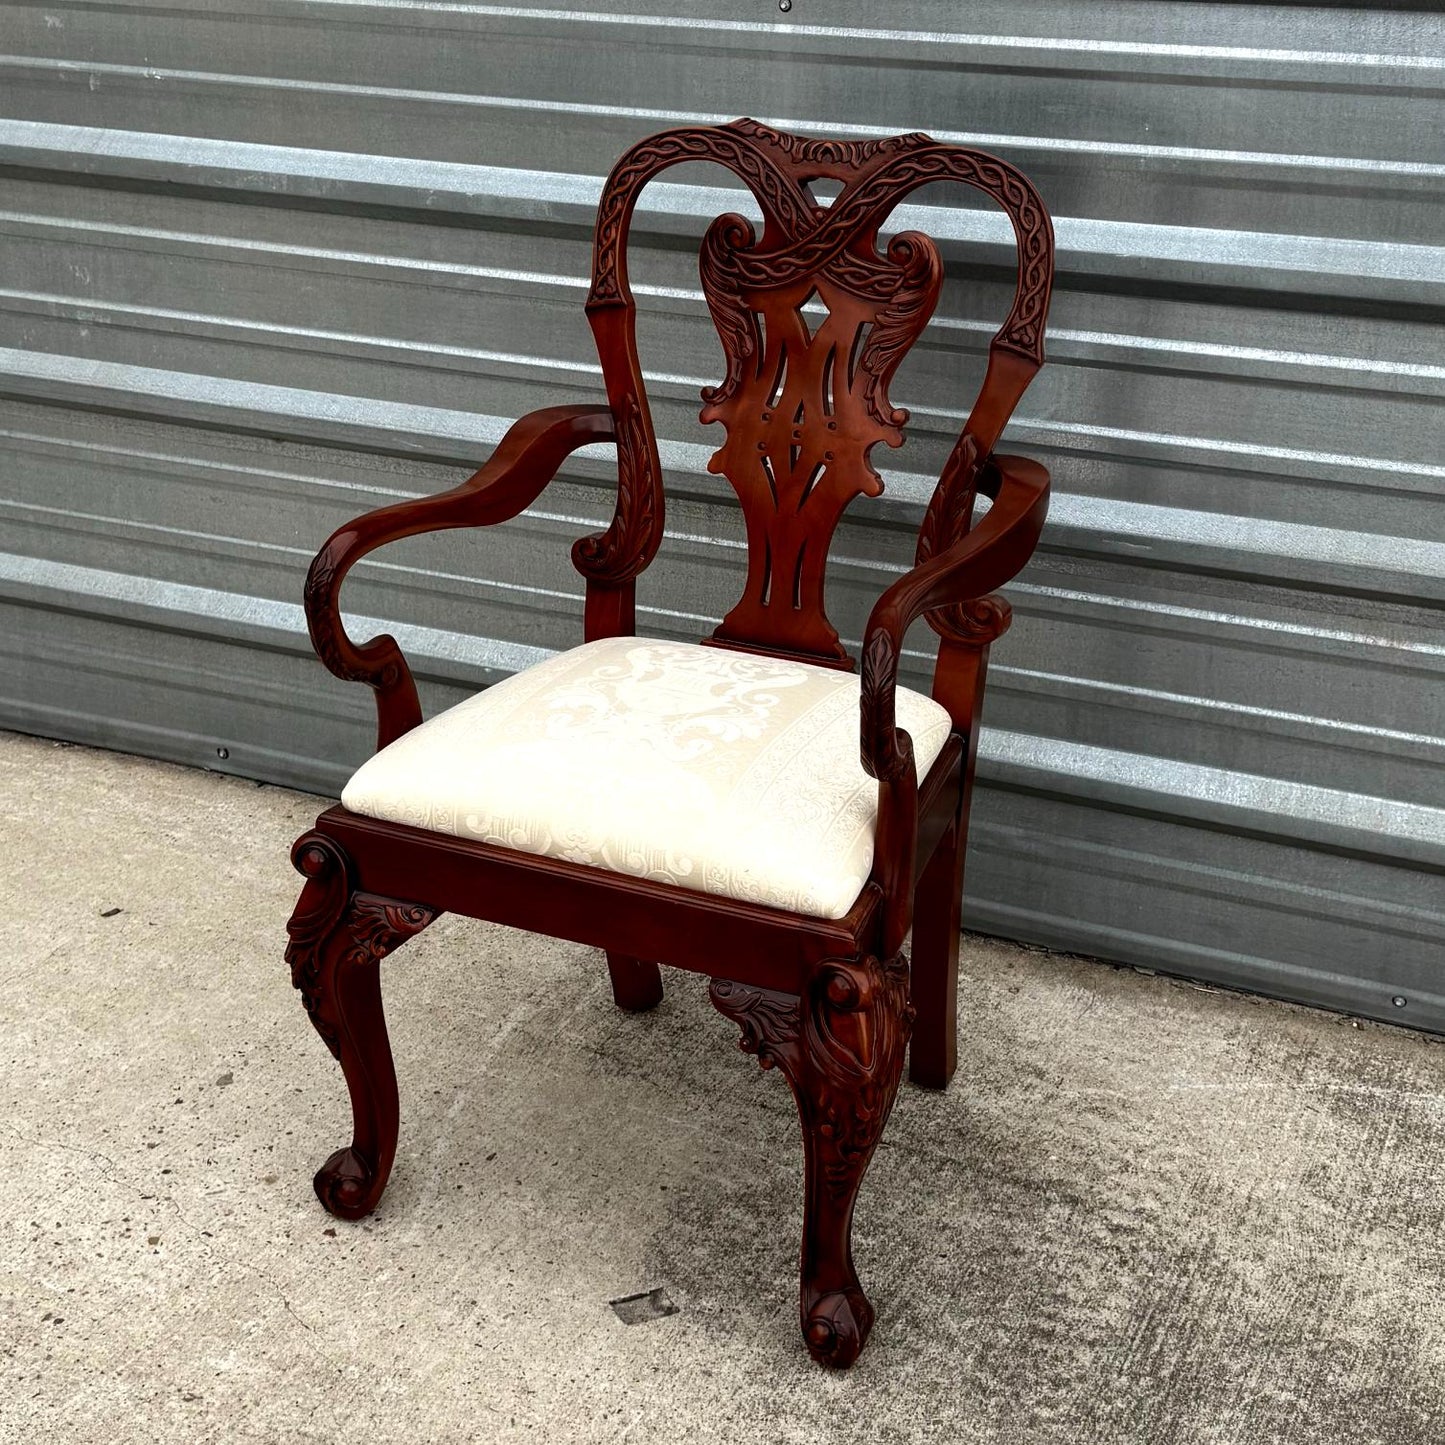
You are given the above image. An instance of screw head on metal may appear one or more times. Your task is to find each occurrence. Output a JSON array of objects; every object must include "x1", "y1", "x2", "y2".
[
  {"x1": 216, "y1": 746, "x2": 229, "y2": 760},
  {"x1": 1392, "y1": 995, "x2": 1408, "y2": 1008},
  {"x1": 779, "y1": 0, "x2": 791, "y2": 10}
]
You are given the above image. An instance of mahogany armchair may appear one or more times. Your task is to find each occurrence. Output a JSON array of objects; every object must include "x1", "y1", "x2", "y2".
[{"x1": 285, "y1": 119, "x2": 1053, "y2": 1367}]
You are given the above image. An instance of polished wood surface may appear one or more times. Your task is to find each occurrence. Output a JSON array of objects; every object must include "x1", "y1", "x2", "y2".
[{"x1": 286, "y1": 118, "x2": 1054, "y2": 1367}]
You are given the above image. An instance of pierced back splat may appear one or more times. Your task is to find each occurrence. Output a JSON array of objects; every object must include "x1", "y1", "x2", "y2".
[
  {"x1": 578, "y1": 118, "x2": 1054, "y2": 669},
  {"x1": 699, "y1": 226, "x2": 942, "y2": 665}
]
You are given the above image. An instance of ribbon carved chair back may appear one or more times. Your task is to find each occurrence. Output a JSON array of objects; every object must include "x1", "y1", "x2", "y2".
[{"x1": 577, "y1": 117, "x2": 1053, "y2": 666}]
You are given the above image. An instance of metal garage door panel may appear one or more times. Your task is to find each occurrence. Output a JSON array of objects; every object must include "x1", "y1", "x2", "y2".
[{"x1": 2, "y1": 2, "x2": 1435, "y2": 242}]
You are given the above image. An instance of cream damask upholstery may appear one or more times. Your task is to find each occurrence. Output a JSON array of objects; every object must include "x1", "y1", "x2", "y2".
[{"x1": 341, "y1": 636, "x2": 953, "y2": 920}]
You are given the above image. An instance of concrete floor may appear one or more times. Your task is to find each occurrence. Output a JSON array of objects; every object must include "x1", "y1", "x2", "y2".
[{"x1": 3, "y1": 731, "x2": 1444, "y2": 1445}]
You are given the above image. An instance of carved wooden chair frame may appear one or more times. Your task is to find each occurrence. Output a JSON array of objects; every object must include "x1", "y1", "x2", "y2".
[{"x1": 286, "y1": 118, "x2": 1054, "y2": 1367}]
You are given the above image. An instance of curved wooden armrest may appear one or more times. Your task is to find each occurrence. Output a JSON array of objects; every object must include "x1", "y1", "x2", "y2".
[
  {"x1": 860, "y1": 453, "x2": 1050, "y2": 785},
  {"x1": 859, "y1": 453, "x2": 1048, "y2": 954},
  {"x1": 305, "y1": 404, "x2": 615, "y2": 750}
]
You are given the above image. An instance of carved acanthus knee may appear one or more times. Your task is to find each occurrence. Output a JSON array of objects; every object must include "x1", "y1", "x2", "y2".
[
  {"x1": 286, "y1": 834, "x2": 435, "y2": 1054},
  {"x1": 711, "y1": 953, "x2": 914, "y2": 1366}
]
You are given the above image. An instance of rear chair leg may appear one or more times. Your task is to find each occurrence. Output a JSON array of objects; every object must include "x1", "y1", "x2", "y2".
[
  {"x1": 909, "y1": 820, "x2": 964, "y2": 1089},
  {"x1": 711, "y1": 954, "x2": 913, "y2": 1368},
  {"x1": 911, "y1": 628, "x2": 998, "y2": 1090},
  {"x1": 286, "y1": 832, "x2": 435, "y2": 1220},
  {"x1": 607, "y1": 952, "x2": 664, "y2": 1012}
]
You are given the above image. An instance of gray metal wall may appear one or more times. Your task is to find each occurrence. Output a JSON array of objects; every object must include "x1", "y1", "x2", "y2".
[{"x1": 2, "y1": 3, "x2": 1442, "y2": 1026}]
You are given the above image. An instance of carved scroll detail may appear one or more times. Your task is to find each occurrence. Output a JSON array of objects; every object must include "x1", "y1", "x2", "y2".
[
  {"x1": 727, "y1": 117, "x2": 932, "y2": 170},
  {"x1": 914, "y1": 442, "x2": 1016, "y2": 645},
  {"x1": 346, "y1": 899, "x2": 436, "y2": 968},
  {"x1": 709, "y1": 979, "x2": 802, "y2": 1071},
  {"x1": 571, "y1": 392, "x2": 659, "y2": 584},
  {"x1": 304, "y1": 549, "x2": 400, "y2": 693},
  {"x1": 937, "y1": 594, "x2": 1013, "y2": 645},
  {"x1": 285, "y1": 833, "x2": 434, "y2": 1060},
  {"x1": 285, "y1": 833, "x2": 352, "y2": 1058},
  {"x1": 856, "y1": 233, "x2": 944, "y2": 429},
  {"x1": 698, "y1": 212, "x2": 762, "y2": 413}
]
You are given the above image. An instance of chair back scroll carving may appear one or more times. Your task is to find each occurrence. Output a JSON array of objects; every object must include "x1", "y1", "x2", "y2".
[{"x1": 576, "y1": 117, "x2": 1054, "y2": 669}]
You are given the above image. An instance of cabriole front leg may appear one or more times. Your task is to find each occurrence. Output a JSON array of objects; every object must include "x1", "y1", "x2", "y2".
[
  {"x1": 710, "y1": 954, "x2": 914, "y2": 1367},
  {"x1": 285, "y1": 833, "x2": 435, "y2": 1221}
]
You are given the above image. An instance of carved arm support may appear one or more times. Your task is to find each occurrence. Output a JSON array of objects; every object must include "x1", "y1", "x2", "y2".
[
  {"x1": 304, "y1": 404, "x2": 615, "y2": 751},
  {"x1": 859, "y1": 453, "x2": 1050, "y2": 951}
]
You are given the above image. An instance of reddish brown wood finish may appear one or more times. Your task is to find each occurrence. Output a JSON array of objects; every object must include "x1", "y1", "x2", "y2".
[
  {"x1": 306, "y1": 404, "x2": 615, "y2": 750},
  {"x1": 605, "y1": 953, "x2": 665, "y2": 1012},
  {"x1": 711, "y1": 952, "x2": 914, "y2": 1367},
  {"x1": 578, "y1": 118, "x2": 1052, "y2": 671},
  {"x1": 285, "y1": 832, "x2": 435, "y2": 1218},
  {"x1": 286, "y1": 119, "x2": 1054, "y2": 1367}
]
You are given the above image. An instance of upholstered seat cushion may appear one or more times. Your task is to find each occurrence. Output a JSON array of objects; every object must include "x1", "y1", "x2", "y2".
[{"x1": 341, "y1": 636, "x2": 953, "y2": 920}]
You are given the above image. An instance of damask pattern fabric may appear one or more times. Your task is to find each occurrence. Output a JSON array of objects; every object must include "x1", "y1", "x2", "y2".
[{"x1": 341, "y1": 636, "x2": 953, "y2": 920}]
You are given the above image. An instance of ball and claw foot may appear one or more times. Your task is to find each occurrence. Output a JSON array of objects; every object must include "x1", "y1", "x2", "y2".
[
  {"x1": 804, "y1": 1288, "x2": 876, "y2": 1368},
  {"x1": 313, "y1": 1147, "x2": 383, "y2": 1221}
]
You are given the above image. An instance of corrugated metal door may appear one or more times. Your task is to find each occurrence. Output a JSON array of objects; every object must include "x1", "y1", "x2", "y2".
[{"x1": 2, "y1": 3, "x2": 1441, "y2": 1026}]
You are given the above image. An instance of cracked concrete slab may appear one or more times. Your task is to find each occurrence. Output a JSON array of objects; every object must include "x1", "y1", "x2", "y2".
[{"x1": 2, "y1": 729, "x2": 1444, "y2": 1444}]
